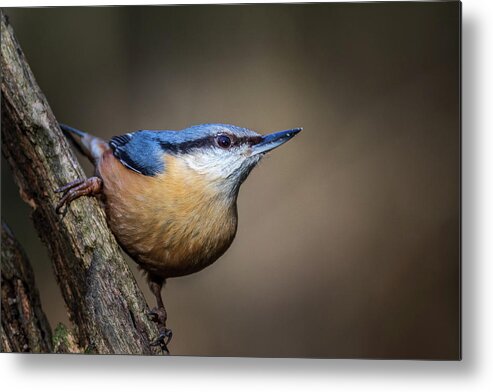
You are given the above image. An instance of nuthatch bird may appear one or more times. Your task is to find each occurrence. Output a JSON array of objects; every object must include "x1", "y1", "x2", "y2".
[{"x1": 56, "y1": 123, "x2": 301, "y2": 353}]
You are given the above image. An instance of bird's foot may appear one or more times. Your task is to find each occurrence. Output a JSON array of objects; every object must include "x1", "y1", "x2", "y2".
[
  {"x1": 148, "y1": 307, "x2": 172, "y2": 354},
  {"x1": 55, "y1": 177, "x2": 103, "y2": 214},
  {"x1": 148, "y1": 307, "x2": 167, "y2": 324},
  {"x1": 150, "y1": 328, "x2": 173, "y2": 354}
]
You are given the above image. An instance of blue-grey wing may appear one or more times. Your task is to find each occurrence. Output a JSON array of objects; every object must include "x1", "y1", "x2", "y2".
[{"x1": 109, "y1": 131, "x2": 165, "y2": 176}]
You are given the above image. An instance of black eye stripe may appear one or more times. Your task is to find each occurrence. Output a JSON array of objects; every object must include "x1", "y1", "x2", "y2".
[{"x1": 159, "y1": 135, "x2": 262, "y2": 153}]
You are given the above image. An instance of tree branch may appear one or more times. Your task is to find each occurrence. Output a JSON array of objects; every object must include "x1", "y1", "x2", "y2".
[
  {"x1": 1, "y1": 221, "x2": 53, "y2": 353},
  {"x1": 1, "y1": 11, "x2": 160, "y2": 354}
]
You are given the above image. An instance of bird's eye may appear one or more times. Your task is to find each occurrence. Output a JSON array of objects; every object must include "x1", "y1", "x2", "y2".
[{"x1": 216, "y1": 134, "x2": 232, "y2": 149}]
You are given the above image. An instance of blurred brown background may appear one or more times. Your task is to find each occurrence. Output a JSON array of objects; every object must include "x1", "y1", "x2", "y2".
[{"x1": 1, "y1": 2, "x2": 460, "y2": 358}]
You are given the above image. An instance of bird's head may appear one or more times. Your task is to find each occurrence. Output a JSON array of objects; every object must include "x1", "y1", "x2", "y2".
[
  {"x1": 109, "y1": 123, "x2": 301, "y2": 199},
  {"x1": 163, "y1": 124, "x2": 302, "y2": 196}
]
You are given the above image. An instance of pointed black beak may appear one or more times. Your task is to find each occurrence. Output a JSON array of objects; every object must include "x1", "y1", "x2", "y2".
[{"x1": 251, "y1": 128, "x2": 302, "y2": 155}]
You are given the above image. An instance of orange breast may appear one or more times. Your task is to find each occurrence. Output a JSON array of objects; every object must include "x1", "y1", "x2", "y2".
[{"x1": 97, "y1": 151, "x2": 238, "y2": 278}]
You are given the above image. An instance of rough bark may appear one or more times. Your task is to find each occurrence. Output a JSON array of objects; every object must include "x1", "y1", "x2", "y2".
[
  {"x1": 1, "y1": 11, "x2": 160, "y2": 354},
  {"x1": 1, "y1": 222, "x2": 53, "y2": 353}
]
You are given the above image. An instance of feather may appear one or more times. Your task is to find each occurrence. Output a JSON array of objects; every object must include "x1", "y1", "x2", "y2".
[{"x1": 109, "y1": 131, "x2": 165, "y2": 176}]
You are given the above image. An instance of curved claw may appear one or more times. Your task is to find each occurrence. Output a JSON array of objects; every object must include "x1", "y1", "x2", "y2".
[
  {"x1": 55, "y1": 178, "x2": 85, "y2": 194},
  {"x1": 150, "y1": 328, "x2": 173, "y2": 354},
  {"x1": 54, "y1": 177, "x2": 103, "y2": 214},
  {"x1": 147, "y1": 307, "x2": 171, "y2": 354}
]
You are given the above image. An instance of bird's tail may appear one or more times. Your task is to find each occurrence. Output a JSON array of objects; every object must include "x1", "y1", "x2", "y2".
[{"x1": 60, "y1": 123, "x2": 109, "y2": 164}]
